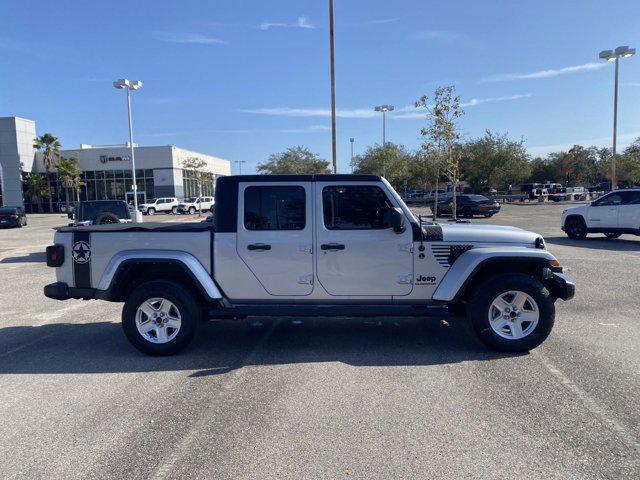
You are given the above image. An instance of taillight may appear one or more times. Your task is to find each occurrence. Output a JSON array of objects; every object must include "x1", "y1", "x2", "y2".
[{"x1": 46, "y1": 245, "x2": 64, "y2": 267}]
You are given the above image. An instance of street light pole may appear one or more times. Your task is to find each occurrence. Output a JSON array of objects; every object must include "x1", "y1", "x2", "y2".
[
  {"x1": 329, "y1": 0, "x2": 337, "y2": 174},
  {"x1": 114, "y1": 78, "x2": 143, "y2": 222},
  {"x1": 349, "y1": 137, "x2": 354, "y2": 172},
  {"x1": 374, "y1": 105, "x2": 394, "y2": 177},
  {"x1": 599, "y1": 45, "x2": 635, "y2": 190},
  {"x1": 235, "y1": 160, "x2": 246, "y2": 174}
]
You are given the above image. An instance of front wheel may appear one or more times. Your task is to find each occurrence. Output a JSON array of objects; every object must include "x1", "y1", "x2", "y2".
[
  {"x1": 565, "y1": 217, "x2": 587, "y2": 240},
  {"x1": 122, "y1": 280, "x2": 201, "y2": 355},
  {"x1": 189, "y1": 207, "x2": 196, "y2": 215},
  {"x1": 604, "y1": 232, "x2": 621, "y2": 239},
  {"x1": 467, "y1": 273, "x2": 555, "y2": 352},
  {"x1": 147, "y1": 208, "x2": 155, "y2": 216}
]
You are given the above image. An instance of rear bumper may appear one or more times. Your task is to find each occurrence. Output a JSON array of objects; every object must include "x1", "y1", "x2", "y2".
[
  {"x1": 44, "y1": 282, "x2": 97, "y2": 300},
  {"x1": 546, "y1": 272, "x2": 575, "y2": 301}
]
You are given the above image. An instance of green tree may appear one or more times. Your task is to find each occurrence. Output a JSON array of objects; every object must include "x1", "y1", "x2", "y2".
[
  {"x1": 33, "y1": 133, "x2": 62, "y2": 212},
  {"x1": 257, "y1": 146, "x2": 330, "y2": 174},
  {"x1": 459, "y1": 131, "x2": 531, "y2": 193},
  {"x1": 350, "y1": 143, "x2": 413, "y2": 191},
  {"x1": 56, "y1": 157, "x2": 83, "y2": 210},
  {"x1": 25, "y1": 173, "x2": 48, "y2": 213},
  {"x1": 182, "y1": 157, "x2": 208, "y2": 216},
  {"x1": 415, "y1": 85, "x2": 464, "y2": 219}
]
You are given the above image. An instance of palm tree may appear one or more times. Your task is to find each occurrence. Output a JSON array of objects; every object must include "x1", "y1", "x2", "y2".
[
  {"x1": 33, "y1": 133, "x2": 62, "y2": 212},
  {"x1": 56, "y1": 157, "x2": 83, "y2": 211},
  {"x1": 25, "y1": 173, "x2": 48, "y2": 213}
]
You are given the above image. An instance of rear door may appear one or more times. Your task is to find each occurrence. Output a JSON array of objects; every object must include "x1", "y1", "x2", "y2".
[
  {"x1": 315, "y1": 182, "x2": 414, "y2": 297},
  {"x1": 236, "y1": 182, "x2": 314, "y2": 296},
  {"x1": 617, "y1": 191, "x2": 640, "y2": 229}
]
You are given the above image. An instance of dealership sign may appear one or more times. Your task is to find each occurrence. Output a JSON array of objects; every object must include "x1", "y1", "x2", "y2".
[{"x1": 100, "y1": 155, "x2": 131, "y2": 164}]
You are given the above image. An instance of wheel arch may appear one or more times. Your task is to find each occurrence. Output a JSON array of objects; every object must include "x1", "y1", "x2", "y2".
[
  {"x1": 564, "y1": 213, "x2": 586, "y2": 228},
  {"x1": 97, "y1": 251, "x2": 222, "y2": 303},
  {"x1": 432, "y1": 248, "x2": 557, "y2": 303}
]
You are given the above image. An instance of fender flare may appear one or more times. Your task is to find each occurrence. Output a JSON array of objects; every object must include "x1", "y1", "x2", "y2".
[
  {"x1": 432, "y1": 247, "x2": 557, "y2": 302},
  {"x1": 97, "y1": 250, "x2": 222, "y2": 300}
]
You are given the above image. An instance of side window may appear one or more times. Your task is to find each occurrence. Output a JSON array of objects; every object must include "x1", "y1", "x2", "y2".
[
  {"x1": 323, "y1": 185, "x2": 393, "y2": 230},
  {"x1": 595, "y1": 193, "x2": 624, "y2": 206},
  {"x1": 621, "y1": 191, "x2": 640, "y2": 205},
  {"x1": 244, "y1": 186, "x2": 305, "y2": 230}
]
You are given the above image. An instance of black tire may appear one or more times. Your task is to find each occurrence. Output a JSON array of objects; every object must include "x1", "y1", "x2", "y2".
[
  {"x1": 147, "y1": 208, "x2": 155, "y2": 216},
  {"x1": 565, "y1": 217, "x2": 587, "y2": 240},
  {"x1": 462, "y1": 207, "x2": 473, "y2": 218},
  {"x1": 467, "y1": 273, "x2": 555, "y2": 353},
  {"x1": 122, "y1": 280, "x2": 201, "y2": 356},
  {"x1": 189, "y1": 207, "x2": 196, "y2": 215},
  {"x1": 93, "y1": 212, "x2": 120, "y2": 225},
  {"x1": 484, "y1": 213, "x2": 494, "y2": 218},
  {"x1": 171, "y1": 206, "x2": 178, "y2": 214},
  {"x1": 604, "y1": 232, "x2": 621, "y2": 239}
]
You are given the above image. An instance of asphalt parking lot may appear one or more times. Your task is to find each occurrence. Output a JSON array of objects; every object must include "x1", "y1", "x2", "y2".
[{"x1": 0, "y1": 205, "x2": 638, "y2": 479}]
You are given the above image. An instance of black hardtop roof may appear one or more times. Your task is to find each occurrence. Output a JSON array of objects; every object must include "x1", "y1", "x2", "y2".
[{"x1": 217, "y1": 174, "x2": 382, "y2": 184}]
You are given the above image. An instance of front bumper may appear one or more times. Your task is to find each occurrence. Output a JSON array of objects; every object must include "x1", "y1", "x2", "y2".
[{"x1": 546, "y1": 272, "x2": 575, "y2": 301}]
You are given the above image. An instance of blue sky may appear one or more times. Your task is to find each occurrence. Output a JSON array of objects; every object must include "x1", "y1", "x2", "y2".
[{"x1": 1, "y1": 0, "x2": 639, "y2": 174}]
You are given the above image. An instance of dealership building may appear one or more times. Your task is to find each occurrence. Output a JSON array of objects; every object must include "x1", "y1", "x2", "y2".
[{"x1": 0, "y1": 116, "x2": 231, "y2": 212}]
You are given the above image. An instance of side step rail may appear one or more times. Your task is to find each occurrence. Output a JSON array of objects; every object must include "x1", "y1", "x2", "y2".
[{"x1": 207, "y1": 304, "x2": 450, "y2": 319}]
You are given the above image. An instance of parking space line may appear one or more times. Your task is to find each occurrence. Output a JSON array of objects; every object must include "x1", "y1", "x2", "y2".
[{"x1": 532, "y1": 349, "x2": 639, "y2": 453}]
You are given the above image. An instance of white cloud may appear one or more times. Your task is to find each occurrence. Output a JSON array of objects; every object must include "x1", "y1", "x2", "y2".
[
  {"x1": 481, "y1": 62, "x2": 606, "y2": 82},
  {"x1": 528, "y1": 131, "x2": 640, "y2": 156},
  {"x1": 394, "y1": 93, "x2": 532, "y2": 119},
  {"x1": 152, "y1": 31, "x2": 227, "y2": 45},
  {"x1": 259, "y1": 16, "x2": 315, "y2": 31},
  {"x1": 240, "y1": 107, "x2": 376, "y2": 119}
]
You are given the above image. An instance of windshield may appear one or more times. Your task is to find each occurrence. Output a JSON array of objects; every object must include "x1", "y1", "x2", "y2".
[
  {"x1": 79, "y1": 202, "x2": 129, "y2": 221},
  {"x1": 185, "y1": 197, "x2": 197, "y2": 203},
  {"x1": 0, "y1": 208, "x2": 18, "y2": 214}
]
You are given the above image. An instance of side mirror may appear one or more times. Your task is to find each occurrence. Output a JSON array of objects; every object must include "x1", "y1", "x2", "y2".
[{"x1": 384, "y1": 207, "x2": 406, "y2": 233}]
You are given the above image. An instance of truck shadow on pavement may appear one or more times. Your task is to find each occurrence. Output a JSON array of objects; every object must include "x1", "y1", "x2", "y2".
[
  {"x1": 545, "y1": 236, "x2": 640, "y2": 251},
  {"x1": 0, "y1": 317, "x2": 515, "y2": 375},
  {"x1": 0, "y1": 252, "x2": 46, "y2": 263}
]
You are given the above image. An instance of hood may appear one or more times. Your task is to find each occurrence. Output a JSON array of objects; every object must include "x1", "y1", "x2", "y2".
[{"x1": 438, "y1": 223, "x2": 541, "y2": 245}]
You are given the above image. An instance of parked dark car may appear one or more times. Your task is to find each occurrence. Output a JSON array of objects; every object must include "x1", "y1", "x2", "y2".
[
  {"x1": 433, "y1": 194, "x2": 501, "y2": 218},
  {"x1": 0, "y1": 206, "x2": 27, "y2": 228},
  {"x1": 68, "y1": 200, "x2": 132, "y2": 226}
]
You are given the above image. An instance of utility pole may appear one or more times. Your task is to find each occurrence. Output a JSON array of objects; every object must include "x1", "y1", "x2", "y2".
[
  {"x1": 349, "y1": 137, "x2": 354, "y2": 172},
  {"x1": 329, "y1": 0, "x2": 337, "y2": 174}
]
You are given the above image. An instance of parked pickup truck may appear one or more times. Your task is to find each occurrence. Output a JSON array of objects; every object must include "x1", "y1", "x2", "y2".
[{"x1": 44, "y1": 174, "x2": 574, "y2": 356}]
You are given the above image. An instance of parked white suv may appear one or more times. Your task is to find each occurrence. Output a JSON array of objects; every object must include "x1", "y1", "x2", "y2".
[
  {"x1": 561, "y1": 189, "x2": 640, "y2": 239},
  {"x1": 176, "y1": 196, "x2": 214, "y2": 215},
  {"x1": 138, "y1": 197, "x2": 179, "y2": 215}
]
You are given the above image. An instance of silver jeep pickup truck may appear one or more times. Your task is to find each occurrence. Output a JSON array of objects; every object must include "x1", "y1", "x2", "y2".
[{"x1": 44, "y1": 174, "x2": 574, "y2": 356}]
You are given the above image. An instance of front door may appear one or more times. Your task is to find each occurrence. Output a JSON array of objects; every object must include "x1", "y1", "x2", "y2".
[
  {"x1": 315, "y1": 182, "x2": 414, "y2": 296},
  {"x1": 237, "y1": 182, "x2": 313, "y2": 296},
  {"x1": 588, "y1": 192, "x2": 624, "y2": 228}
]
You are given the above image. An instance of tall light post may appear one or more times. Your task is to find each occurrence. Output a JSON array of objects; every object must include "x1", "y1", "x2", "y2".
[
  {"x1": 113, "y1": 78, "x2": 143, "y2": 222},
  {"x1": 374, "y1": 105, "x2": 394, "y2": 177},
  {"x1": 599, "y1": 45, "x2": 635, "y2": 190},
  {"x1": 235, "y1": 160, "x2": 246, "y2": 174},
  {"x1": 329, "y1": 0, "x2": 337, "y2": 174},
  {"x1": 349, "y1": 137, "x2": 355, "y2": 172}
]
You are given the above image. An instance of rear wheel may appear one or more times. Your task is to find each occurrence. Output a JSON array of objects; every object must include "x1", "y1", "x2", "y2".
[
  {"x1": 122, "y1": 280, "x2": 201, "y2": 355},
  {"x1": 565, "y1": 217, "x2": 587, "y2": 240},
  {"x1": 467, "y1": 273, "x2": 555, "y2": 352},
  {"x1": 604, "y1": 232, "x2": 621, "y2": 239}
]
